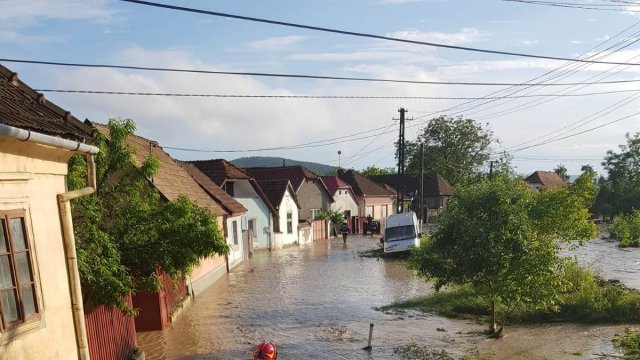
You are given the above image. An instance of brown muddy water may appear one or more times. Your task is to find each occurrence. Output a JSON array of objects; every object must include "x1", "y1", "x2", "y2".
[{"x1": 138, "y1": 235, "x2": 639, "y2": 359}]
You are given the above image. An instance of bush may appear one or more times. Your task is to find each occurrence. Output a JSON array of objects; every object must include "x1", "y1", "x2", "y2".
[
  {"x1": 613, "y1": 327, "x2": 640, "y2": 358},
  {"x1": 611, "y1": 210, "x2": 640, "y2": 247}
]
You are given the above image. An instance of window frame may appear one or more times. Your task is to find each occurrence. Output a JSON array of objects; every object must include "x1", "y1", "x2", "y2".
[
  {"x1": 0, "y1": 210, "x2": 40, "y2": 333},
  {"x1": 224, "y1": 181, "x2": 235, "y2": 197},
  {"x1": 286, "y1": 212, "x2": 293, "y2": 234},
  {"x1": 232, "y1": 220, "x2": 239, "y2": 246}
]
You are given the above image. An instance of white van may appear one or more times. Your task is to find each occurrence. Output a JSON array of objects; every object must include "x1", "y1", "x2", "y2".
[{"x1": 383, "y1": 211, "x2": 421, "y2": 254}]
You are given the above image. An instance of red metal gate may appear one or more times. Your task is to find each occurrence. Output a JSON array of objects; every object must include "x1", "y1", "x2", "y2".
[{"x1": 85, "y1": 295, "x2": 137, "y2": 360}]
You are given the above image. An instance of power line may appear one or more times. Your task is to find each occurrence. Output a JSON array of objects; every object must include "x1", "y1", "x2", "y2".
[
  {"x1": 6, "y1": 58, "x2": 640, "y2": 87},
  {"x1": 120, "y1": 0, "x2": 640, "y2": 66},
  {"x1": 504, "y1": 0, "x2": 640, "y2": 12},
  {"x1": 32, "y1": 88, "x2": 640, "y2": 99}
]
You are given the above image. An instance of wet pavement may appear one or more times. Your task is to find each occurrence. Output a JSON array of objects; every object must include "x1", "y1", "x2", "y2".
[{"x1": 137, "y1": 234, "x2": 640, "y2": 359}]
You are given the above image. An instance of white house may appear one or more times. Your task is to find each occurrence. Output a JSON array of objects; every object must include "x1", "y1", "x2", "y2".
[
  {"x1": 255, "y1": 179, "x2": 301, "y2": 249},
  {"x1": 321, "y1": 175, "x2": 359, "y2": 233},
  {"x1": 189, "y1": 159, "x2": 277, "y2": 251}
]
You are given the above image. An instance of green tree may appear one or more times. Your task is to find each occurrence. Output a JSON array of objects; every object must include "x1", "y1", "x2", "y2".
[
  {"x1": 601, "y1": 133, "x2": 640, "y2": 217},
  {"x1": 405, "y1": 116, "x2": 497, "y2": 187},
  {"x1": 553, "y1": 164, "x2": 570, "y2": 182},
  {"x1": 409, "y1": 175, "x2": 596, "y2": 336},
  {"x1": 360, "y1": 165, "x2": 396, "y2": 176},
  {"x1": 69, "y1": 118, "x2": 228, "y2": 310}
]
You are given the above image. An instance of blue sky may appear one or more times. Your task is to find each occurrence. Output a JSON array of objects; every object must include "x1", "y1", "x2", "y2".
[{"x1": 2, "y1": 0, "x2": 640, "y2": 175}]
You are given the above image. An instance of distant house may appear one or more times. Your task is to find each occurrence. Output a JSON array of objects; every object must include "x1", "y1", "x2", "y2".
[
  {"x1": 94, "y1": 125, "x2": 233, "y2": 331},
  {"x1": 525, "y1": 171, "x2": 568, "y2": 191},
  {"x1": 0, "y1": 66, "x2": 99, "y2": 358},
  {"x1": 339, "y1": 170, "x2": 395, "y2": 232},
  {"x1": 244, "y1": 166, "x2": 333, "y2": 222},
  {"x1": 189, "y1": 159, "x2": 277, "y2": 250},
  {"x1": 255, "y1": 179, "x2": 301, "y2": 249},
  {"x1": 369, "y1": 173, "x2": 454, "y2": 222},
  {"x1": 321, "y1": 175, "x2": 359, "y2": 233},
  {"x1": 180, "y1": 162, "x2": 248, "y2": 268}
]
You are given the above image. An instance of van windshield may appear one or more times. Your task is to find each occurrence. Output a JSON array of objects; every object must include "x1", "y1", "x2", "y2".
[{"x1": 385, "y1": 225, "x2": 416, "y2": 242}]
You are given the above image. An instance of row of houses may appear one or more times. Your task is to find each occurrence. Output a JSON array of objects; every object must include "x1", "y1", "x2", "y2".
[{"x1": 0, "y1": 63, "x2": 457, "y2": 359}]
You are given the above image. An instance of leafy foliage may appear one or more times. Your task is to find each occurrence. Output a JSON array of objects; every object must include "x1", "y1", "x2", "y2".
[
  {"x1": 405, "y1": 116, "x2": 497, "y2": 187},
  {"x1": 613, "y1": 327, "x2": 640, "y2": 359},
  {"x1": 553, "y1": 164, "x2": 570, "y2": 182},
  {"x1": 360, "y1": 165, "x2": 396, "y2": 176},
  {"x1": 598, "y1": 133, "x2": 640, "y2": 217},
  {"x1": 69, "y1": 118, "x2": 227, "y2": 310},
  {"x1": 408, "y1": 176, "x2": 596, "y2": 334},
  {"x1": 611, "y1": 210, "x2": 640, "y2": 247}
]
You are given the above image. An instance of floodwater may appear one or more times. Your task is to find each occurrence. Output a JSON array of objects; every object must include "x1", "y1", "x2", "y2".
[{"x1": 138, "y1": 235, "x2": 640, "y2": 359}]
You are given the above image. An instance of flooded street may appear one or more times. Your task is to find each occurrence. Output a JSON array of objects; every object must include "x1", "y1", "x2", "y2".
[{"x1": 138, "y1": 235, "x2": 639, "y2": 359}]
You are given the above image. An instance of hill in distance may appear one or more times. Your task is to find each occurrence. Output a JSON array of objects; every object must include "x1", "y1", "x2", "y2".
[{"x1": 231, "y1": 157, "x2": 338, "y2": 176}]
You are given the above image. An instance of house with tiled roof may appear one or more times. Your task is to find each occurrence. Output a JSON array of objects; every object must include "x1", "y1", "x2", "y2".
[
  {"x1": 180, "y1": 162, "x2": 248, "y2": 269},
  {"x1": 368, "y1": 173, "x2": 454, "y2": 222},
  {"x1": 244, "y1": 165, "x2": 333, "y2": 222},
  {"x1": 189, "y1": 159, "x2": 277, "y2": 250},
  {"x1": 321, "y1": 175, "x2": 359, "y2": 233},
  {"x1": 255, "y1": 179, "x2": 301, "y2": 248},
  {"x1": 0, "y1": 65, "x2": 103, "y2": 359},
  {"x1": 524, "y1": 171, "x2": 568, "y2": 191},
  {"x1": 94, "y1": 124, "x2": 234, "y2": 331},
  {"x1": 339, "y1": 170, "x2": 395, "y2": 232}
]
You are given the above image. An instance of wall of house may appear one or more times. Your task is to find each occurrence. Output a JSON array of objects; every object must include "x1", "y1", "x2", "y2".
[
  {"x1": 0, "y1": 140, "x2": 79, "y2": 359},
  {"x1": 362, "y1": 197, "x2": 394, "y2": 230},
  {"x1": 232, "y1": 180, "x2": 273, "y2": 250},
  {"x1": 296, "y1": 179, "x2": 332, "y2": 221},
  {"x1": 225, "y1": 214, "x2": 245, "y2": 269},
  {"x1": 188, "y1": 216, "x2": 228, "y2": 297},
  {"x1": 330, "y1": 188, "x2": 359, "y2": 216},
  {"x1": 273, "y1": 189, "x2": 299, "y2": 249}
]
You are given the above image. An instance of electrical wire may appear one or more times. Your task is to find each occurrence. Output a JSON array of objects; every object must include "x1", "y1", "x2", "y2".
[
  {"x1": 120, "y1": 0, "x2": 640, "y2": 66},
  {"x1": 4, "y1": 58, "x2": 640, "y2": 87}
]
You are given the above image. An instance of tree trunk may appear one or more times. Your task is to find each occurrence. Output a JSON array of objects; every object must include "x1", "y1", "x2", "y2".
[{"x1": 490, "y1": 300, "x2": 496, "y2": 334}]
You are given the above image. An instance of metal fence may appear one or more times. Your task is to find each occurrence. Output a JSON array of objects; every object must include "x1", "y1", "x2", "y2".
[{"x1": 85, "y1": 295, "x2": 137, "y2": 360}]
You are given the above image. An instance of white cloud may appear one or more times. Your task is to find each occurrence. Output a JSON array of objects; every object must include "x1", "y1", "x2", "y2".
[
  {"x1": 0, "y1": 0, "x2": 116, "y2": 23},
  {"x1": 571, "y1": 40, "x2": 583, "y2": 45},
  {"x1": 247, "y1": 36, "x2": 307, "y2": 51},
  {"x1": 520, "y1": 39, "x2": 539, "y2": 47},
  {"x1": 0, "y1": 30, "x2": 56, "y2": 45},
  {"x1": 386, "y1": 28, "x2": 486, "y2": 46},
  {"x1": 595, "y1": 35, "x2": 610, "y2": 42}
]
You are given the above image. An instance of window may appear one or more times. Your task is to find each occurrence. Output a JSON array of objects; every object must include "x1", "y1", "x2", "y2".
[
  {"x1": 287, "y1": 212, "x2": 293, "y2": 234},
  {"x1": 0, "y1": 211, "x2": 39, "y2": 332},
  {"x1": 381, "y1": 205, "x2": 388, "y2": 218},
  {"x1": 366, "y1": 206, "x2": 374, "y2": 218},
  {"x1": 224, "y1": 181, "x2": 235, "y2": 196},
  {"x1": 232, "y1": 221, "x2": 238, "y2": 246},
  {"x1": 310, "y1": 209, "x2": 322, "y2": 220}
]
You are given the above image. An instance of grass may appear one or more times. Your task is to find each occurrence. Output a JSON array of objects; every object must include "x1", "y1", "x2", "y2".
[
  {"x1": 613, "y1": 327, "x2": 640, "y2": 359},
  {"x1": 377, "y1": 261, "x2": 640, "y2": 325}
]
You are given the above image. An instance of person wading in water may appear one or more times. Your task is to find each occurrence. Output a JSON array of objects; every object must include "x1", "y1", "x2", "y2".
[
  {"x1": 340, "y1": 221, "x2": 349, "y2": 244},
  {"x1": 253, "y1": 341, "x2": 277, "y2": 359}
]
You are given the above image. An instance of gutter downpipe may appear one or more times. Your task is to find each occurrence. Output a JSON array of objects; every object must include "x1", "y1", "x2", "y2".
[{"x1": 0, "y1": 123, "x2": 99, "y2": 360}]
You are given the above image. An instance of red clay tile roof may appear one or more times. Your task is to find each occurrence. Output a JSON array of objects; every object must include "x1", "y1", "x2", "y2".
[
  {"x1": 0, "y1": 64, "x2": 93, "y2": 141},
  {"x1": 179, "y1": 161, "x2": 247, "y2": 216},
  {"x1": 321, "y1": 175, "x2": 351, "y2": 196},
  {"x1": 368, "y1": 173, "x2": 454, "y2": 197},
  {"x1": 255, "y1": 179, "x2": 301, "y2": 210},
  {"x1": 189, "y1": 159, "x2": 252, "y2": 186},
  {"x1": 94, "y1": 123, "x2": 229, "y2": 217},
  {"x1": 525, "y1": 171, "x2": 568, "y2": 188},
  {"x1": 339, "y1": 170, "x2": 395, "y2": 197}
]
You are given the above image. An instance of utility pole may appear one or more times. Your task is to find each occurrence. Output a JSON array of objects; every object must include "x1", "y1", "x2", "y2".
[
  {"x1": 419, "y1": 143, "x2": 425, "y2": 231},
  {"x1": 396, "y1": 108, "x2": 406, "y2": 213}
]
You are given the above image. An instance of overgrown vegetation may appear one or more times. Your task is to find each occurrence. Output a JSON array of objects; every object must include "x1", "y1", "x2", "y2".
[
  {"x1": 380, "y1": 259, "x2": 640, "y2": 325},
  {"x1": 407, "y1": 173, "x2": 597, "y2": 336},
  {"x1": 69, "y1": 118, "x2": 228, "y2": 311},
  {"x1": 611, "y1": 210, "x2": 640, "y2": 247},
  {"x1": 613, "y1": 327, "x2": 640, "y2": 359}
]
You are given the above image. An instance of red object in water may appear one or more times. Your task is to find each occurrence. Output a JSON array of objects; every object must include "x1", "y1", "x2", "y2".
[{"x1": 253, "y1": 341, "x2": 277, "y2": 359}]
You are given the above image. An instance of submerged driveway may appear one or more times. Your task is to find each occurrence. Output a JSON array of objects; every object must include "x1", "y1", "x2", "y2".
[{"x1": 137, "y1": 235, "x2": 477, "y2": 359}]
